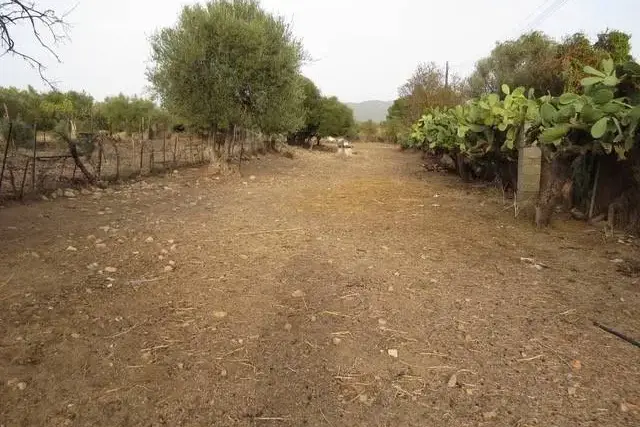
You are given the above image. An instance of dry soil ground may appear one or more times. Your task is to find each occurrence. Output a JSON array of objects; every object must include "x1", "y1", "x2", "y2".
[{"x1": 1, "y1": 143, "x2": 639, "y2": 427}]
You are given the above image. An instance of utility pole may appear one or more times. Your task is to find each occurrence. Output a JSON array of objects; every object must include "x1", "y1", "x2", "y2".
[{"x1": 444, "y1": 61, "x2": 450, "y2": 90}]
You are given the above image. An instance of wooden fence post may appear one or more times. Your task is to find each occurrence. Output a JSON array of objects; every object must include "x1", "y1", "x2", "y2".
[
  {"x1": 139, "y1": 140, "x2": 144, "y2": 173},
  {"x1": 32, "y1": 123, "x2": 37, "y2": 191},
  {"x1": 20, "y1": 159, "x2": 29, "y2": 199},
  {"x1": 163, "y1": 133, "x2": 167, "y2": 168},
  {"x1": 0, "y1": 122, "x2": 13, "y2": 194}
]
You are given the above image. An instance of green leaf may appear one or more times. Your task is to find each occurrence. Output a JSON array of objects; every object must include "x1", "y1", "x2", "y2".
[
  {"x1": 603, "y1": 75, "x2": 619, "y2": 86},
  {"x1": 591, "y1": 88, "x2": 614, "y2": 104},
  {"x1": 601, "y1": 102, "x2": 624, "y2": 114},
  {"x1": 581, "y1": 76, "x2": 602, "y2": 87},
  {"x1": 628, "y1": 106, "x2": 640, "y2": 121},
  {"x1": 501, "y1": 84, "x2": 510, "y2": 95},
  {"x1": 487, "y1": 94, "x2": 499, "y2": 106},
  {"x1": 602, "y1": 58, "x2": 614, "y2": 76},
  {"x1": 540, "y1": 102, "x2": 556, "y2": 126},
  {"x1": 584, "y1": 65, "x2": 606, "y2": 78},
  {"x1": 540, "y1": 124, "x2": 570, "y2": 143},
  {"x1": 557, "y1": 105, "x2": 576, "y2": 122},
  {"x1": 558, "y1": 93, "x2": 579, "y2": 104},
  {"x1": 591, "y1": 117, "x2": 609, "y2": 138},
  {"x1": 580, "y1": 104, "x2": 604, "y2": 123},
  {"x1": 468, "y1": 124, "x2": 484, "y2": 133},
  {"x1": 498, "y1": 123, "x2": 508, "y2": 132}
]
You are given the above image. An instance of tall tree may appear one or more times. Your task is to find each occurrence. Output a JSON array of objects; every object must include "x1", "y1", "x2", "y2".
[
  {"x1": 467, "y1": 32, "x2": 561, "y2": 97},
  {"x1": 317, "y1": 96, "x2": 355, "y2": 138},
  {"x1": 287, "y1": 76, "x2": 322, "y2": 145},
  {"x1": 147, "y1": 0, "x2": 306, "y2": 138},
  {"x1": 399, "y1": 62, "x2": 464, "y2": 123}
]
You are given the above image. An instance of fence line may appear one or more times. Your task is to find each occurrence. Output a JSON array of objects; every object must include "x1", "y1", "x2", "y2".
[{"x1": 0, "y1": 124, "x2": 270, "y2": 200}]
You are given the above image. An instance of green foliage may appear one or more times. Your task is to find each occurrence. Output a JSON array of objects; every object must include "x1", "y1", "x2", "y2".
[
  {"x1": 147, "y1": 0, "x2": 306, "y2": 135},
  {"x1": 408, "y1": 59, "x2": 640, "y2": 170},
  {"x1": 317, "y1": 96, "x2": 356, "y2": 138},
  {"x1": 468, "y1": 30, "x2": 632, "y2": 97},
  {"x1": 594, "y1": 30, "x2": 633, "y2": 64},
  {"x1": 96, "y1": 94, "x2": 158, "y2": 133},
  {"x1": 0, "y1": 119, "x2": 35, "y2": 148},
  {"x1": 384, "y1": 97, "x2": 411, "y2": 144}
]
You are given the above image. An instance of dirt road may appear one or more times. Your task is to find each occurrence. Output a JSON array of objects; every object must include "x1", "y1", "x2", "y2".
[{"x1": 1, "y1": 143, "x2": 639, "y2": 426}]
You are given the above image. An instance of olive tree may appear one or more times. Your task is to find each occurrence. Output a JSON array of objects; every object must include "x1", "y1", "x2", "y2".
[{"x1": 147, "y1": 0, "x2": 306, "y2": 153}]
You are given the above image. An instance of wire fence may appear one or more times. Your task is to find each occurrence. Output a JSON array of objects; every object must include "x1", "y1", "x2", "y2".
[{"x1": 0, "y1": 123, "x2": 269, "y2": 200}]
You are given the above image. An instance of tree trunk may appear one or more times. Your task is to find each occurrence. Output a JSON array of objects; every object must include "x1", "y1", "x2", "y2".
[
  {"x1": 535, "y1": 149, "x2": 574, "y2": 227},
  {"x1": 64, "y1": 136, "x2": 100, "y2": 186},
  {"x1": 456, "y1": 152, "x2": 471, "y2": 182}
]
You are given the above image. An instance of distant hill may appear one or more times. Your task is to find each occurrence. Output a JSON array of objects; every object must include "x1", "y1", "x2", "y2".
[{"x1": 345, "y1": 100, "x2": 392, "y2": 123}]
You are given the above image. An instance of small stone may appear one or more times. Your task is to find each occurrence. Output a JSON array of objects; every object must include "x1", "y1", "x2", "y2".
[
  {"x1": 249, "y1": 175, "x2": 256, "y2": 180},
  {"x1": 284, "y1": 323, "x2": 292, "y2": 331},
  {"x1": 387, "y1": 349, "x2": 398, "y2": 358},
  {"x1": 50, "y1": 192, "x2": 57, "y2": 199},
  {"x1": 80, "y1": 188, "x2": 92, "y2": 195},
  {"x1": 145, "y1": 236, "x2": 154, "y2": 243},
  {"x1": 220, "y1": 368, "x2": 228, "y2": 377},
  {"x1": 213, "y1": 311, "x2": 227, "y2": 318},
  {"x1": 95, "y1": 243, "x2": 107, "y2": 249},
  {"x1": 465, "y1": 388, "x2": 474, "y2": 395},
  {"x1": 41, "y1": 195, "x2": 49, "y2": 201},
  {"x1": 388, "y1": 286, "x2": 394, "y2": 292},
  {"x1": 163, "y1": 265, "x2": 174, "y2": 272},
  {"x1": 332, "y1": 337, "x2": 342, "y2": 345},
  {"x1": 66, "y1": 246, "x2": 78, "y2": 251},
  {"x1": 161, "y1": 249, "x2": 168, "y2": 255},
  {"x1": 31, "y1": 252, "x2": 40, "y2": 258},
  {"x1": 292, "y1": 290, "x2": 305, "y2": 298},
  {"x1": 310, "y1": 315, "x2": 317, "y2": 322},
  {"x1": 16, "y1": 382, "x2": 27, "y2": 391},
  {"x1": 571, "y1": 360, "x2": 582, "y2": 370},
  {"x1": 104, "y1": 267, "x2": 117, "y2": 273},
  {"x1": 568, "y1": 386, "x2": 577, "y2": 396},
  {"x1": 239, "y1": 254, "x2": 249, "y2": 260},
  {"x1": 611, "y1": 258, "x2": 624, "y2": 264},
  {"x1": 87, "y1": 235, "x2": 96, "y2": 241},
  {"x1": 483, "y1": 411, "x2": 497, "y2": 420},
  {"x1": 170, "y1": 244, "x2": 177, "y2": 251},
  {"x1": 167, "y1": 239, "x2": 175, "y2": 244},
  {"x1": 63, "y1": 189, "x2": 76, "y2": 198},
  {"x1": 177, "y1": 362, "x2": 184, "y2": 370},
  {"x1": 159, "y1": 255, "x2": 165, "y2": 260},
  {"x1": 447, "y1": 374, "x2": 458, "y2": 388},
  {"x1": 71, "y1": 333, "x2": 80, "y2": 339},
  {"x1": 168, "y1": 260, "x2": 176, "y2": 266},
  {"x1": 620, "y1": 402, "x2": 630, "y2": 413},
  {"x1": 378, "y1": 318, "x2": 387, "y2": 325},
  {"x1": 430, "y1": 278, "x2": 437, "y2": 283},
  {"x1": 394, "y1": 271, "x2": 400, "y2": 277}
]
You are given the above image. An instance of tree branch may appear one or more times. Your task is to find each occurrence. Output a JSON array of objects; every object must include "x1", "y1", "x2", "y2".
[{"x1": 0, "y1": 0, "x2": 72, "y2": 88}]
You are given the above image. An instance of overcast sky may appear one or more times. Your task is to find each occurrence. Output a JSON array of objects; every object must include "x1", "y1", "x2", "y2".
[{"x1": 2, "y1": 0, "x2": 639, "y2": 102}]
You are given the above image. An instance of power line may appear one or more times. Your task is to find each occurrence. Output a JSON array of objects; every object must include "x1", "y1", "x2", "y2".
[
  {"x1": 522, "y1": 0, "x2": 571, "y2": 33},
  {"x1": 511, "y1": 0, "x2": 556, "y2": 36}
]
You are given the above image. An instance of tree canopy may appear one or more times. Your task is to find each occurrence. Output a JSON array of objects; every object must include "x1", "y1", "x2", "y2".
[{"x1": 147, "y1": 0, "x2": 306, "y2": 136}]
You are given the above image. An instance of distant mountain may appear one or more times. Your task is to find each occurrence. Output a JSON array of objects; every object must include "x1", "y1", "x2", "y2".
[{"x1": 346, "y1": 100, "x2": 393, "y2": 123}]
